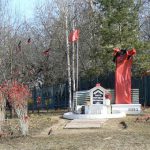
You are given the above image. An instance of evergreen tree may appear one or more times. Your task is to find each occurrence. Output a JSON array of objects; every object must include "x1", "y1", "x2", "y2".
[{"x1": 88, "y1": 0, "x2": 149, "y2": 76}]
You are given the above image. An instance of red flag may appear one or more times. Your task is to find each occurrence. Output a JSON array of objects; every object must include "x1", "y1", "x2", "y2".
[{"x1": 69, "y1": 29, "x2": 80, "y2": 42}]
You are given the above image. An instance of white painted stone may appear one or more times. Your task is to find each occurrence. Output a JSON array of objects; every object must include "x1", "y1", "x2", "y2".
[
  {"x1": 63, "y1": 111, "x2": 126, "y2": 120},
  {"x1": 112, "y1": 104, "x2": 141, "y2": 114},
  {"x1": 105, "y1": 99, "x2": 111, "y2": 106}
]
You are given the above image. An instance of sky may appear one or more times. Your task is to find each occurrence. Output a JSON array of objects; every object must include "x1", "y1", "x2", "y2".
[{"x1": 10, "y1": 0, "x2": 43, "y2": 20}]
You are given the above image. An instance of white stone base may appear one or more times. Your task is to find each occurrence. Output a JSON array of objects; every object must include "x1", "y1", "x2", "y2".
[
  {"x1": 75, "y1": 104, "x2": 111, "y2": 114},
  {"x1": 63, "y1": 111, "x2": 126, "y2": 120},
  {"x1": 112, "y1": 104, "x2": 141, "y2": 115}
]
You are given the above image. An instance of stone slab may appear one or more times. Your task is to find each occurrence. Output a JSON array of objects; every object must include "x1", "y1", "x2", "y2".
[
  {"x1": 65, "y1": 119, "x2": 107, "y2": 129},
  {"x1": 63, "y1": 112, "x2": 126, "y2": 120},
  {"x1": 112, "y1": 104, "x2": 141, "y2": 114}
]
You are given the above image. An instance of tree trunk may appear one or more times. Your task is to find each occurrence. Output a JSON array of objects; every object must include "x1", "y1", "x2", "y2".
[
  {"x1": 15, "y1": 105, "x2": 29, "y2": 136},
  {"x1": 65, "y1": 5, "x2": 72, "y2": 111},
  {"x1": 0, "y1": 96, "x2": 6, "y2": 132}
]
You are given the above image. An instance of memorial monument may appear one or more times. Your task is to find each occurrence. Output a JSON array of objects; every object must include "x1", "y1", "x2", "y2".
[
  {"x1": 63, "y1": 48, "x2": 141, "y2": 120},
  {"x1": 63, "y1": 83, "x2": 126, "y2": 119},
  {"x1": 112, "y1": 48, "x2": 141, "y2": 114}
]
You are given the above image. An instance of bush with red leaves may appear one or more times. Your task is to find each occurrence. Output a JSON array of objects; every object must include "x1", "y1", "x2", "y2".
[
  {"x1": 0, "y1": 80, "x2": 31, "y2": 108},
  {"x1": 8, "y1": 81, "x2": 30, "y2": 107},
  {"x1": 0, "y1": 80, "x2": 31, "y2": 136}
]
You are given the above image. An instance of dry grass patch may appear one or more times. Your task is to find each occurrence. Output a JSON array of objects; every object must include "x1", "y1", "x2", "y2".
[{"x1": 0, "y1": 108, "x2": 150, "y2": 150}]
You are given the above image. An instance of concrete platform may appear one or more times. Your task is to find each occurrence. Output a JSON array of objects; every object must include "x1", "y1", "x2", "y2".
[
  {"x1": 65, "y1": 119, "x2": 107, "y2": 129},
  {"x1": 63, "y1": 111, "x2": 126, "y2": 120},
  {"x1": 112, "y1": 104, "x2": 141, "y2": 114}
]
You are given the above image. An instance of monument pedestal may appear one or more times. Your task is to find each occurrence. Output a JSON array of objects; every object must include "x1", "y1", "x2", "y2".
[
  {"x1": 63, "y1": 84, "x2": 141, "y2": 120},
  {"x1": 86, "y1": 104, "x2": 111, "y2": 114},
  {"x1": 112, "y1": 104, "x2": 141, "y2": 115},
  {"x1": 76, "y1": 104, "x2": 111, "y2": 115}
]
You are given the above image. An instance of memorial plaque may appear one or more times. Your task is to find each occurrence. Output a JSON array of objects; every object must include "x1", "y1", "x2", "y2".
[{"x1": 93, "y1": 89, "x2": 104, "y2": 104}]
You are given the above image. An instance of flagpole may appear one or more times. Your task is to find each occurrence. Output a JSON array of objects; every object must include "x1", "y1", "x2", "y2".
[
  {"x1": 76, "y1": 40, "x2": 79, "y2": 91},
  {"x1": 65, "y1": 2, "x2": 72, "y2": 111},
  {"x1": 72, "y1": 10, "x2": 76, "y2": 111},
  {"x1": 74, "y1": 2, "x2": 79, "y2": 110}
]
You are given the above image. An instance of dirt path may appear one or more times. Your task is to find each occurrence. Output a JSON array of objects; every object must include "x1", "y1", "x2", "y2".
[
  {"x1": 33, "y1": 118, "x2": 109, "y2": 139},
  {"x1": 32, "y1": 117, "x2": 69, "y2": 137}
]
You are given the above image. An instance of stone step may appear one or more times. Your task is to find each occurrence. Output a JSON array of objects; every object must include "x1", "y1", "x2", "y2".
[{"x1": 65, "y1": 119, "x2": 107, "y2": 129}]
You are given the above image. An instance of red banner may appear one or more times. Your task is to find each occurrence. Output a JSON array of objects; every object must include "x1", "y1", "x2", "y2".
[
  {"x1": 69, "y1": 29, "x2": 80, "y2": 42},
  {"x1": 114, "y1": 48, "x2": 136, "y2": 104}
]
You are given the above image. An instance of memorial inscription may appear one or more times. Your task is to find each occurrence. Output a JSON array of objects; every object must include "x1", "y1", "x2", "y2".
[{"x1": 93, "y1": 89, "x2": 104, "y2": 104}]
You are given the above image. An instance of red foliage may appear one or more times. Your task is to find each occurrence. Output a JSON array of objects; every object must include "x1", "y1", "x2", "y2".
[
  {"x1": 8, "y1": 81, "x2": 31, "y2": 107},
  {"x1": 0, "y1": 80, "x2": 31, "y2": 107},
  {"x1": 105, "y1": 92, "x2": 112, "y2": 100},
  {"x1": 37, "y1": 96, "x2": 41, "y2": 105}
]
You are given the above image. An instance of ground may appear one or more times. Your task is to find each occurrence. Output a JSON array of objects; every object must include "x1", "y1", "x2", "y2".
[{"x1": 0, "y1": 109, "x2": 150, "y2": 150}]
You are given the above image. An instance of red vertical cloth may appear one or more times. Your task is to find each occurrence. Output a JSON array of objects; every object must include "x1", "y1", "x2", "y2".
[
  {"x1": 69, "y1": 29, "x2": 80, "y2": 42},
  {"x1": 115, "y1": 48, "x2": 136, "y2": 104}
]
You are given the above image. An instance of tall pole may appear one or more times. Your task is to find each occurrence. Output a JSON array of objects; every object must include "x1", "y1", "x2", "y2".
[
  {"x1": 76, "y1": 40, "x2": 79, "y2": 91},
  {"x1": 74, "y1": 1, "x2": 79, "y2": 109},
  {"x1": 72, "y1": 21, "x2": 75, "y2": 93},
  {"x1": 72, "y1": 4, "x2": 76, "y2": 110},
  {"x1": 65, "y1": 4, "x2": 72, "y2": 111}
]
